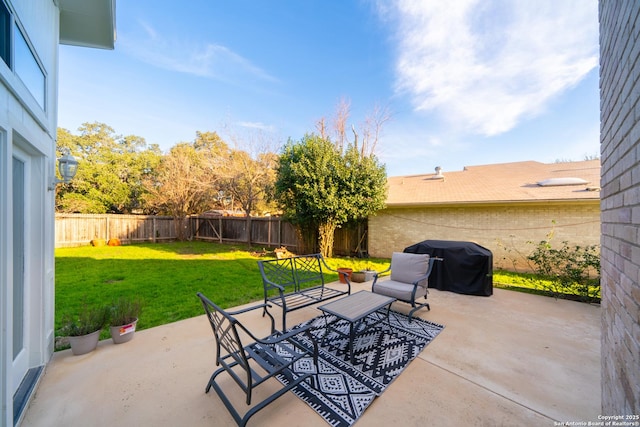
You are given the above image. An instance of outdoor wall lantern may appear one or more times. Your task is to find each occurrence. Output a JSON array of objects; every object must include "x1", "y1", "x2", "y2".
[{"x1": 48, "y1": 148, "x2": 78, "y2": 190}]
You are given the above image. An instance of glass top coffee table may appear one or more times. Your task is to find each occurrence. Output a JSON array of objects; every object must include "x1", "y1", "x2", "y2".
[{"x1": 318, "y1": 290, "x2": 396, "y2": 364}]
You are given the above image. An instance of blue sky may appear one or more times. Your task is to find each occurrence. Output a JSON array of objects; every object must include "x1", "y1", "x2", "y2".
[{"x1": 58, "y1": 0, "x2": 600, "y2": 177}]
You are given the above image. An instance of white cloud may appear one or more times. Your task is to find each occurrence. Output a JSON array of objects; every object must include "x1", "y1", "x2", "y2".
[
  {"x1": 237, "y1": 121, "x2": 275, "y2": 131},
  {"x1": 121, "y1": 21, "x2": 277, "y2": 85},
  {"x1": 379, "y1": 0, "x2": 599, "y2": 136}
]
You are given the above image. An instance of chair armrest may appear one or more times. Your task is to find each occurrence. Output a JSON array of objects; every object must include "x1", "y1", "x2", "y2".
[
  {"x1": 319, "y1": 255, "x2": 352, "y2": 293},
  {"x1": 227, "y1": 303, "x2": 277, "y2": 335},
  {"x1": 410, "y1": 256, "x2": 443, "y2": 285},
  {"x1": 261, "y1": 278, "x2": 285, "y2": 293},
  {"x1": 226, "y1": 303, "x2": 272, "y2": 316},
  {"x1": 257, "y1": 323, "x2": 319, "y2": 366},
  {"x1": 411, "y1": 273, "x2": 430, "y2": 286},
  {"x1": 371, "y1": 266, "x2": 391, "y2": 286},
  {"x1": 319, "y1": 256, "x2": 344, "y2": 277},
  {"x1": 375, "y1": 266, "x2": 391, "y2": 277},
  {"x1": 257, "y1": 322, "x2": 314, "y2": 344}
]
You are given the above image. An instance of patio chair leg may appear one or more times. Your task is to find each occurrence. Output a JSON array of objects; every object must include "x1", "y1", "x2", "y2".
[
  {"x1": 408, "y1": 302, "x2": 430, "y2": 322},
  {"x1": 206, "y1": 366, "x2": 227, "y2": 393}
]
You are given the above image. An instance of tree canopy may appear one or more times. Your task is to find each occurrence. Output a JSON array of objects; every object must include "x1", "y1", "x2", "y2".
[
  {"x1": 143, "y1": 140, "x2": 222, "y2": 239},
  {"x1": 275, "y1": 134, "x2": 387, "y2": 257},
  {"x1": 56, "y1": 123, "x2": 162, "y2": 213},
  {"x1": 55, "y1": 115, "x2": 388, "y2": 251}
]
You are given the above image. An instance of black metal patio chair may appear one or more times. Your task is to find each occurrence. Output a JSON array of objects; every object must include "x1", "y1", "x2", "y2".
[{"x1": 196, "y1": 292, "x2": 318, "y2": 427}]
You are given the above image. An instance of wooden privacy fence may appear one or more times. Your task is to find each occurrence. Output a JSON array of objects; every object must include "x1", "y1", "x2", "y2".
[
  {"x1": 55, "y1": 214, "x2": 176, "y2": 247},
  {"x1": 55, "y1": 214, "x2": 367, "y2": 256},
  {"x1": 191, "y1": 216, "x2": 300, "y2": 249}
]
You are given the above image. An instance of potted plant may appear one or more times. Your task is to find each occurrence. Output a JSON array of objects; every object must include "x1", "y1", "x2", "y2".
[
  {"x1": 351, "y1": 263, "x2": 377, "y2": 282},
  {"x1": 351, "y1": 270, "x2": 377, "y2": 282},
  {"x1": 336, "y1": 267, "x2": 353, "y2": 284},
  {"x1": 109, "y1": 297, "x2": 143, "y2": 344},
  {"x1": 59, "y1": 303, "x2": 110, "y2": 356}
]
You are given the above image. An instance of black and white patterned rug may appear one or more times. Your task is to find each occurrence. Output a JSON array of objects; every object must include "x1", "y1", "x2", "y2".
[{"x1": 270, "y1": 310, "x2": 444, "y2": 427}]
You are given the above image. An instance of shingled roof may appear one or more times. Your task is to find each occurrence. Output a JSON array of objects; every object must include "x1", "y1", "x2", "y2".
[{"x1": 386, "y1": 160, "x2": 601, "y2": 207}]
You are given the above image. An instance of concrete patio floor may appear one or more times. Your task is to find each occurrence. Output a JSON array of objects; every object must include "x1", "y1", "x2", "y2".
[{"x1": 21, "y1": 282, "x2": 601, "y2": 427}]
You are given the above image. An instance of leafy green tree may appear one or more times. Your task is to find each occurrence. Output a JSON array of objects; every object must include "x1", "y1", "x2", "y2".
[
  {"x1": 55, "y1": 123, "x2": 162, "y2": 213},
  {"x1": 275, "y1": 134, "x2": 386, "y2": 257},
  {"x1": 341, "y1": 143, "x2": 388, "y2": 220}
]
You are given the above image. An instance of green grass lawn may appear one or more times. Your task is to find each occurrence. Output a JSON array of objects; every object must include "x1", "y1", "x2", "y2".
[
  {"x1": 55, "y1": 241, "x2": 391, "y2": 340},
  {"x1": 493, "y1": 269, "x2": 600, "y2": 302},
  {"x1": 55, "y1": 241, "x2": 597, "y2": 345}
]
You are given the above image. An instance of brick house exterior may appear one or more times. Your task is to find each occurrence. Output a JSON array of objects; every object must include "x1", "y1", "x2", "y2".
[
  {"x1": 599, "y1": 0, "x2": 640, "y2": 414},
  {"x1": 369, "y1": 160, "x2": 600, "y2": 271}
]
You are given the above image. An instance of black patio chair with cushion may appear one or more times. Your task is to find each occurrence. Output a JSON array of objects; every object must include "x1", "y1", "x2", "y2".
[
  {"x1": 371, "y1": 252, "x2": 442, "y2": 321},
  {"x1": 196, "y1": 292, "x2": 318, "y2": 427}
]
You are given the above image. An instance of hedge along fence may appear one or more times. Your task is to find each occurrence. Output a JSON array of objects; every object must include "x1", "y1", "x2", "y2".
[{"x1": 55, "y1": 214, "x2": 367, "y2": 256}]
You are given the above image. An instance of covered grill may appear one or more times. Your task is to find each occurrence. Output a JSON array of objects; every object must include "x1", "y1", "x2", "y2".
[{"x1": 404, "y1": 240, "x2": 493, "y2": 296}]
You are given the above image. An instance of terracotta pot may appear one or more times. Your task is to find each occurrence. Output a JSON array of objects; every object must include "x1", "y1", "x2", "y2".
[{"x1": 337, "y1": 268, "x2": 353, "y2": 284}]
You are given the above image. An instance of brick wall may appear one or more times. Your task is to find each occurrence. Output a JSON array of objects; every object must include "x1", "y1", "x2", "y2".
[
  {"x1": 600, "y1": 0, "x2": 640, "y2": 414},
  {"x1": 368, "y1": 202, "x2": 600, "y2": 270}
]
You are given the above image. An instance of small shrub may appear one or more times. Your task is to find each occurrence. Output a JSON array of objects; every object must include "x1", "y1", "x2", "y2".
[
  {"x1": 496, "y1": 225, "x2": 600, "y2": 303},
  {"x1": 58, "y1": 302, "x2": 110, "y2": 336},
  {"x1": 109, "y1": 297, "x2": 143, "y2": 326},
  {"x1": 527, "y1": 239, "x2": 600, "y2": 303}
]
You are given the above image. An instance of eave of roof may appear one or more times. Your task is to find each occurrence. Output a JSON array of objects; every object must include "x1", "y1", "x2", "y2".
[
  {"x1": 385, "y1": 160, "x2": 601, "y2": 207},
  {"x1": 386, "y1": 198, "x2": 601, "y2": 209},
  {"x1": 58, "y1": 0, "x2": 116, "y2": 50}
]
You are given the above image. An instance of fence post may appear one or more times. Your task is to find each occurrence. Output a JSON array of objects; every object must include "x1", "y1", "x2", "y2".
[
  {"x1": 246, "y1": 216, "x2": 252, "y2": 246},
  {"x1": 218, "y1": 217, "x2": 222, "y2": 243},
  {"x1": 278, "y1": 218, "x2": 282, "y2": 247},
  {"x1": 153, "y1": 217, "x2": 157, "y2": 243}
]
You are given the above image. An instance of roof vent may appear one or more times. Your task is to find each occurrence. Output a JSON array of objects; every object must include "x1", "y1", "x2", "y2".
[
  {"x1": 537, "y1": 177, "x2": 589, "y2": 187},
  {"x1": 433, "y1": 166, "x2": 444, "y2": 179}
]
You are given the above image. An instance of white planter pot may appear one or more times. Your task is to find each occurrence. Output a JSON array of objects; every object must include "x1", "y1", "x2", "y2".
[
  {"x1": 110, "y1": 319, "x2": 138, "y2": 344},
  {"x1": 68, "y1": 330, "x2": 101, "y2": 355}
]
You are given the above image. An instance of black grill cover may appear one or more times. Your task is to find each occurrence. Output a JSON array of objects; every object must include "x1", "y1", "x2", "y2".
[{"x1": 404, "y1": 240, "x2": 493, "y2": 296}]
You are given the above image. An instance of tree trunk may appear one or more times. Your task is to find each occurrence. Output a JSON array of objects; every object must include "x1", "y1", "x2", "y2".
[{"x1": 318, "y1": 221, "x2": 337, "y2": 258}]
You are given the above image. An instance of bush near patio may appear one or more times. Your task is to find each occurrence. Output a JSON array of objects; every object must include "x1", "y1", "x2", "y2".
[{"x1": 495, "y1": 229, "x2": 600, "y2": 303}]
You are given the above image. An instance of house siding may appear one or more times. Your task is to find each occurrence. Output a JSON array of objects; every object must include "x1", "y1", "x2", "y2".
[
  {"x1": 369, "y1": 202, "x2": 600, "y2": 270},
  {"x1": 0, "y1": 1, "x2": 59, "y2": 425},
  {"x1": 599, "y1": 0, "x2": 640, "y2": 414}
]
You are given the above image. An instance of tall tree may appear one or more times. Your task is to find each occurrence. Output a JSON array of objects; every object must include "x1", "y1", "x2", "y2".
[
  {"x1": 221, "y1": 150, "x2": 277, "y2": 216},
  {"x1": 218, "y1": 126, "x2": 279, "y2": 217},
  {"x1": 143, "y1": 142, "x2": 220, "y2": 240},
  {"x1": 316, "y1": 98, "x2": 392, "y2": 158},
  {"x1": 275, "y1": 134, "x2": 387, "y2": 257}
]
